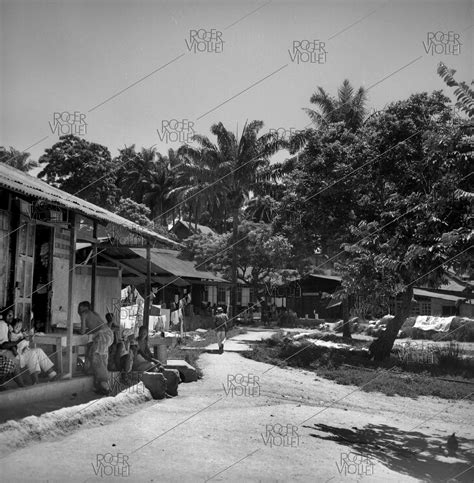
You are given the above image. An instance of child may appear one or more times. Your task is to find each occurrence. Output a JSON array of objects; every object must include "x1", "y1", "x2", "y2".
[
  {"x1": 9, "y1": 319, "x2": 57, "y2": 384},
  {"x1": 9, "y1": 319, "x2": 29, "y2": 343},
  {"x1": 8, "y1": 319, "x2": 28, "y2": 357}
]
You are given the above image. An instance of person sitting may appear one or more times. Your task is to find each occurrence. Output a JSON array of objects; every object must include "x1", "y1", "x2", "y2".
[
  {"x1": 115, "y1": 328, "x2": 135, "y2": 383},
  {"x1": 0, "y1": 354, "x2": 16, "y2": 390},
  {"x1": 133, "y1": 326, "x2": 163, "y2": 372},
  {"x1": 9, "y1": 319, "x2": 29, "y2": 343},
  {"x1": 5, "y1": 313, "x2": 57, "y2": 384},
  {"x1": 0, "y1": 308, "x2": 23, "y2": 386},
  {"x1": 132, "y1": 326, "x2": 180, "y2": 396}
]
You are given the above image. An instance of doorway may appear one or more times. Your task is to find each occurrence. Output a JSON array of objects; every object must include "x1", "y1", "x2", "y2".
[{"x1": 32, "y1": 224, "x2": 53, "y2": 332}]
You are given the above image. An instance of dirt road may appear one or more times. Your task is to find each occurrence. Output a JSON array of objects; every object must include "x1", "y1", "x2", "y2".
[{"x1": 0, "y1": 330, "x2": 472, "y2": 482}]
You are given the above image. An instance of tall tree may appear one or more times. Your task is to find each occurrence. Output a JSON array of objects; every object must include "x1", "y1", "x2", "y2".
[
  {"x1": 278, "y1": 90, "x2": 472, "y2": 358},
  {"x1": 176, "y1": 121, "x2": 281, "y2": 315},
  {"x1": 183, "y1": 221, "x2": 294, "y2": 300},
  {"x1": 0, "y1": 147, "x2": 37, "y2": 172},
  {"x1": 38, "y1": 135, "x2": 118, "y2": 208},
  {"x1": 115, "y1": 145, "x2": 155, "y2": 204},
  {"x1": 437, "y1": 62, "x2": 474, "y2": 117},
  {"x1": 142, "y1": 149, "x2": 180, "y2": 226},
  {"x1": 115, "y1": 198, "x2": 153, "y2": 227},
  {"x1": 115, "y1": 146, "x2": 180, "y2": 227},
  {"x1": 303, "y1": 79, "x2": 369, "y2": 132}
]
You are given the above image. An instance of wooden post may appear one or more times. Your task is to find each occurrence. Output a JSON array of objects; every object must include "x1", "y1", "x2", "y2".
[
  {"x1": 91, "y1": 221, "x2": 97, "y2": 311},
  {"x1": 143, "y1": 243, "x2": 151, "y2": 331},
  {"x1": 66, "y1": 212, "x2": 76, "y2": 379}
]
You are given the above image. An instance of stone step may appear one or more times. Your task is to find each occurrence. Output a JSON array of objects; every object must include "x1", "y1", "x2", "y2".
[{"x1": 165, "y1": 359, "x2": 198, "y2": 382}]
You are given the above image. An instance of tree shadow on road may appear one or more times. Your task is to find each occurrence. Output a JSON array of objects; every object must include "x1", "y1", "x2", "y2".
[{"x1": 304, "y1": 423, "x2": 474, "y2": 482}]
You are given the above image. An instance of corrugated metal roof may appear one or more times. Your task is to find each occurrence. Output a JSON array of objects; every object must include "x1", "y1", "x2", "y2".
[
  {"x1": 121, "y1": 274, "x2": 190, "y2": 287},
  {"x1": 172, "y1": 219, "x2": 216, "y2": 236},
  {"x1": 414, "y1": 288, "x2": 465, "y2": 302},
  {"x1": 132, "y1": 248, "x2": 227, "y2": 283},
  {"x1": 308, "y1": 273, "x2": 342, "y2": 282},
  {"x1": 0, "y1": 163, "x2": 180, "y2": 248}
]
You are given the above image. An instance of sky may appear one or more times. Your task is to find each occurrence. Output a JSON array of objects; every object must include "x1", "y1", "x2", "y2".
[{"x1": 0, "y1": 0, "x2": 472, "y2": 169}]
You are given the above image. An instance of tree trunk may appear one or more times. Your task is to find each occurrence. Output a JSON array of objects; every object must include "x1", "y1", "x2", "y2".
[
  {"x1": 195, "y1": 202, "x2": 199, "y2": 231},
  {"x1": 342, "y1": 296, "x2": 351, "y2": 339},
  {"x1": 369, "y1": 286, "x2": 413, "y2": 361},
  {"x1": 230, "y1": 207, "x2": 239, "y2": 319}
]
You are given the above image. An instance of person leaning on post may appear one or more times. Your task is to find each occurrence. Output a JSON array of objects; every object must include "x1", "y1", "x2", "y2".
[{"x1": 77, "y1": 301, "x2": 114, "y2": 396}]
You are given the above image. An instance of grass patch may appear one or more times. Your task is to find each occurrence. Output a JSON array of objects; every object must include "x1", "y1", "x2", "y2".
[
  {"x1": 400, "y1": 317, "x2": 474, "y2": 342},
  {"x1": 316, "y1": 366, "x2": 473, "y2": 399},
  {"x1": 245, "y1": 332, "x2": 474, "y2": 400}
]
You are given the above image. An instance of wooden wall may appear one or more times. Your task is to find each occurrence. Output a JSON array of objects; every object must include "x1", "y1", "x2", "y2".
[{"x1": 71, "y1": 265, "x2": 121, "y2": 327}]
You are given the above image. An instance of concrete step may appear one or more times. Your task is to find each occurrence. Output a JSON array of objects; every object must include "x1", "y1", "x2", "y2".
[
  {"x1": 165, "y1": 360, "x2": 198, "y2": 382},
  {"x1": 0, "y1": 376, "x2": 94, "y2": 411}
]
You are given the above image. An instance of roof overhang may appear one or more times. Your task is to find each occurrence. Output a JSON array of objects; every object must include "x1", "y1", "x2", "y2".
[
  {"x1": 414, "y1": 288, "x2": 466, "y2": 303},
  {"x1": 0, "y1": 163, "x2": 181, "y2": 249}
]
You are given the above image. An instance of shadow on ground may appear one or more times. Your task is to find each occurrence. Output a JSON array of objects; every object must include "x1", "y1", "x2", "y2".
[
  {"x1": 305, "y1": 423, "x2": 474, "y2": 482},
  {"x1": 204, "y1": 349, "x2": 223, "y2": 355}
]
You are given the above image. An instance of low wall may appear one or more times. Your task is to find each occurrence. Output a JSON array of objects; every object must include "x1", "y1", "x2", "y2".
[{"x1": 0, "y1": 376, "x2": 94, "y2": 413}]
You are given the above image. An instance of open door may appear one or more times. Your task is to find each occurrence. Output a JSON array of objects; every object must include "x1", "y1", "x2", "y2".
[
  {"x1": 32, "y1": 224, "x2": 54, "y2": 332},
  {"x1": 50, "y1": 225, "x2": 71, "y2": 329},
  {"x1": 14, "y1": 216, "x2": 35, "y2": 328}
]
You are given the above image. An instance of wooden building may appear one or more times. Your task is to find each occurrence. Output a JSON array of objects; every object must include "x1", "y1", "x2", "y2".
[
  {"x1": 169, "y1": 219, "x2": 216, "y2": 242},
  {"x1": 0, "y1": 163, "x2": 180, "y2": 377}
]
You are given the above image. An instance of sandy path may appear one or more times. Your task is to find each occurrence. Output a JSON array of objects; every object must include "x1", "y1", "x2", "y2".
[{"x1": 0, "y1": 330, "x2": 472, "y2": 482}]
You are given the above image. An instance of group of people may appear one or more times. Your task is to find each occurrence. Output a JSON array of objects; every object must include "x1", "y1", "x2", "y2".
[
  {"x1": 78, "y1": 301, "x2": 178, "y2": 396},
  {"x1": 0, "y1": 308, "x2": 57, "y2": 390}
]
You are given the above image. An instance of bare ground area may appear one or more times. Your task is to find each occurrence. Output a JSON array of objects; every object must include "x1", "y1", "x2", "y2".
[{"x1": 0, "y1": 330, "x2": 472, "y2": 482}]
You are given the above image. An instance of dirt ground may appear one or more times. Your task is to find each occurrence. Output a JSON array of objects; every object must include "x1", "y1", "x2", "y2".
[{"x1": 0, "y1": 329, "x2": 472, "y2": 482}]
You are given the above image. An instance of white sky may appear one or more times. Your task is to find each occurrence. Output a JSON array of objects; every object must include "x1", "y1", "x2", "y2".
[{"x1": 1, "y1": 0, "x2": 472, "y2": 167}]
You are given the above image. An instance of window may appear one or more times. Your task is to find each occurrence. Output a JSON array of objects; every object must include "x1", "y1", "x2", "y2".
[
  {"x1": 418, "y1": 298, "x2": 431, "y2": 316},
  {"x1": 237, "y1": 286, "x2": 242, "y2": 305},
  {"x1": 390, "y1": 297, "x2": 431, "y2": 316},
  {"x1": 217, "y1": 286, "x2": 227, "y2": 305},
  {"x1": 442, "y1": 305, "x2": 457, "y2": 316},
  {"x1": 204, "y1": 285, "x2": 217, "y2": 304}
]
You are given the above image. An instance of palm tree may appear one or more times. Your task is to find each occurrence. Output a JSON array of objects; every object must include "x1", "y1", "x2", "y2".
[
  {"x1": 115, "y1": 145, "x2": 156, "y2": 204},
  {"x1": 303, "y1": 79, "x2": 369, "y2": 132},
  {"x1": 0, "y1": 147, "x2": 37, "y2": 172},
  {"x1": 175, "y1": 121, "x2": 282, "y2": 315},
  {"x1": 243, "y1": 194, "x2": 279, "y2": 223},
  {"x1": 142, "y1": 148, "x2": 180, "y2": 226}
]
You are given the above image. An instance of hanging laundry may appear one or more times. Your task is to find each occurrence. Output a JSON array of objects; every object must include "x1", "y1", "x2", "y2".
[{"x1": 170, "y1": 310, "x2": 180, "y2": 326}]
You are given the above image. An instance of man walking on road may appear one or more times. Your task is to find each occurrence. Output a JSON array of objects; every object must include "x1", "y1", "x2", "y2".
[{"x1": 214, "y1": 306, "x2": 228, "y2": 354}]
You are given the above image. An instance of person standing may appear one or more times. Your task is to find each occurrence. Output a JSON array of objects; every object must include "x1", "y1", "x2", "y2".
[
  {"x1": 214, "y1": 306, "x2": 228, "y2": 354},
  {"x1": 78, "y1": 301, "x2": 114, "y2": 395}
]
